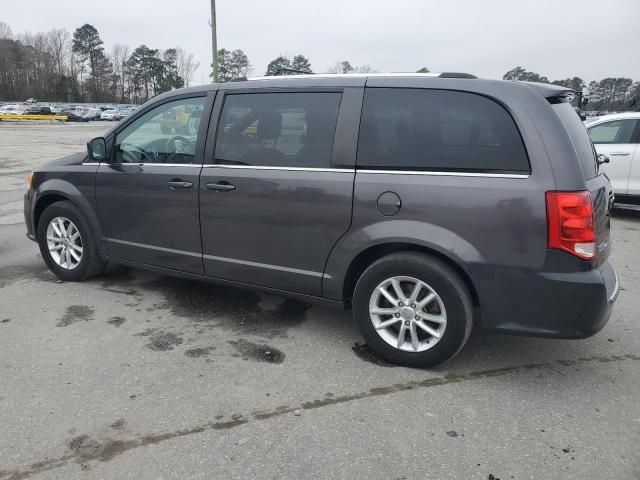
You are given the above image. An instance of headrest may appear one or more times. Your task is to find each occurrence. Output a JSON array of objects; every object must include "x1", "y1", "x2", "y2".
[{"x1": 257, "y1": 111, "x2": 282, "y2": 140}]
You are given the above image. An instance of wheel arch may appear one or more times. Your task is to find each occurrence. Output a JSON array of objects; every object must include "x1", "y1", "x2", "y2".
[
  {"x1": 341, "y1": 242, "x2": 480, "y2": 309},
  {"x1": 33, "y1": 180, "x2": 103, "y2": 250},
  {"x1": 34, "y1": 193, "x2": 70, "y2": 235}
]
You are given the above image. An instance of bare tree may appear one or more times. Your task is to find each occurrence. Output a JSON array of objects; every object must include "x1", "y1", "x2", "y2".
[
  {"x1": 176, "y1": 47, "x2": 200, "y2": 87},
  {"x1": 352, "y1": 64, "x2": 375, "y2": 73},
  {"x1": 0, "y1": 22, "x2": 13, "y2": 39},
  {"x1": 327, "y1": 60, "x2": 352, "y2": 74},
  {"x1": 111, "y1": 43, "x2": 130, "y2": 102},
  {"x1": 326, "y1": 60, "x2": 375, "y2": 74},
  {"x1": 47, "y1": 29, "x2": 70, "y2": 76}
]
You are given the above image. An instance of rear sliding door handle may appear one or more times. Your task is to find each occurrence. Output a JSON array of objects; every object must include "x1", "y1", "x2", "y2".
[
  {"x1": 609, "y1": 152, "x2": 630, "y2": 156},
  {"x1": 205, "y1": 182, "x2": 236, "y2": 192},
  {"x1": 166, "y1": 181, "x2": 193, "y2": 190}
]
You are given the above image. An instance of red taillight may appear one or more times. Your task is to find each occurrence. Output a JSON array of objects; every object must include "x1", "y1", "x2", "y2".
[{"x1": 546, "y1": 191, "x2": 596, "y2": 260}]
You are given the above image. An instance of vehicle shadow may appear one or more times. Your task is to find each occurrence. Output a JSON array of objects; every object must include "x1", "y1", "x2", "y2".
[
  {"x1": 612, "y1": 204, "x2": 640, "y2": 220},
  {"x1": 93, "y1": 264, "x2": 624, "y2": 374}
]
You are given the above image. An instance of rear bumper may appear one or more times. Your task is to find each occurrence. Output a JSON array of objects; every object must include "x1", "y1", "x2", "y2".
[{"x1": 471, "y1": 255, "x2": 619, "y2": 339}]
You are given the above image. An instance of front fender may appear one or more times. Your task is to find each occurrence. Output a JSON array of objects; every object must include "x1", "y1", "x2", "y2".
[
  {"x1": 33, "y1": 175, "x2": 103, "y2": 252},
  {"x1": 322, "y1": 220, "x2": 484, "y2": 300}
]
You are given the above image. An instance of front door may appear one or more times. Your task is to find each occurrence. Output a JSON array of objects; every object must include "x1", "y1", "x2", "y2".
[
  {"x1": 199, "y1": 89, "x2": 359, "y2": 296},
  {"x1": 96, "y1": 94, "x2": 211, "y2": 273},
  {"x1": 588, "y1": 118, "x2": 639, "y2": 195}
]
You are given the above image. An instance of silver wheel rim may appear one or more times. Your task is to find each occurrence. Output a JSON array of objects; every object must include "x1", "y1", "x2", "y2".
[
  {"x1": 369, "y1": 276, "x2": 447, "y2": 353},
  {"x1": 46, "y1": 216, "x2": 83, "y2": 270}
]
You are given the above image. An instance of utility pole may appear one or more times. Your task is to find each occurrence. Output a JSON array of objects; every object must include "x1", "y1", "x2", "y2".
[{"x1": 209, "y1": 0, "x2": 218, "y2": 82}]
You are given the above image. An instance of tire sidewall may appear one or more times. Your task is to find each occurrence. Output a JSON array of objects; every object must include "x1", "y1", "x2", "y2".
[
  {"x1": 353, "y1": 255, "x2": 471, "y2": 367},
  {"x1": 37, "y1": 202, "x2": 95, "y2": 281}
]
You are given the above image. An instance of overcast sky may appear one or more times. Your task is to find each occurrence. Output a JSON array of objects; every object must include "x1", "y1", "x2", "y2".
[{"x1": 3, "y1": 0, "x2": 640, "y2": 84}]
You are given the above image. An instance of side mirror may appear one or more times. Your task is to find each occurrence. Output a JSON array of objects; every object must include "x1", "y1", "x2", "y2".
[
  {"x1": 597, "y1": 154, "x2": 610, "y2": 166},
  {"x1": 87, "y1": 137, "x2": 106, "y2": 162}
]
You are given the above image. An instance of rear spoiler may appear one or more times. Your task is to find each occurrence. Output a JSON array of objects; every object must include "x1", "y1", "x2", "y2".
[{"x1": 519, "y1": 81, "x2": 574, "y2": 103}]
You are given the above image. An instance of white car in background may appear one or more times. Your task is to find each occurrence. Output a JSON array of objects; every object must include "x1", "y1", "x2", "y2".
[
  {"x1": 0, "y1": 104, "x2": 25, "y2": 115},
  {"x1": 100, "y1": 109, "x2": 118, "y2": 121},
  {"x1": 585, "y1": 112, "x2": 640, "y2": 204}
]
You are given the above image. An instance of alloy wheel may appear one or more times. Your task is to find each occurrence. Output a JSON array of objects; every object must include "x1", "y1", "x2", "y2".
[
  {"x1": 46, "y1": 216, "x2": 83, "y2": 270},
  {"x1": 369, "y1": 276, "x2": 447, "y2": 352}
]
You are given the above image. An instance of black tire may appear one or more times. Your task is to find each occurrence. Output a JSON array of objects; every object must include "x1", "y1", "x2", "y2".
[
  {"x1": 353, "y1": 252, "x2": 473, "y2": 368},
  {"x1": 37, "y1": 200, "x2": 105, "y2": 281}
]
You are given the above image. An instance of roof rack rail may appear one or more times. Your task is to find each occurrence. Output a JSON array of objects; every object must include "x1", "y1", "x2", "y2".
[
  {"x1": 274, "y1": 67, "x2": 313, "y2": 76},
  {"x1": 438, "y1": 72, "x2": 477, "y2": 79}
]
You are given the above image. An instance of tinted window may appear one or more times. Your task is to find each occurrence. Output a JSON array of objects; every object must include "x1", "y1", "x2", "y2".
[
  {"x1": 552, "y1": 103, "x2": 597, "y2": 179},
  {"x1": 357, "y1": 88, "x2": 530, "y2": 173},
  {"x1": 588, "y1": 120, "x2": 638, "y2": 144},
  {"x1": 214, "y1": 92, "x2": 341, "y2": 168},
  {"x1": 115, "y1": 97, "x2": 205, "y2": 164}
]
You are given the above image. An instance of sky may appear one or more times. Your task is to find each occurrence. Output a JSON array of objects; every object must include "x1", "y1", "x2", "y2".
[{"x1": 2, "y1": 0, "x2": 639, "y2": 85}]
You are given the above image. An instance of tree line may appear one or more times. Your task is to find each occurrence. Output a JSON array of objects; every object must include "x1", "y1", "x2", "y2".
[
  {"x1": 503, "y1": 66, "x2": 640, "y2": 112},
  {"x1": 2, "y1": 18, "x2": 637, "y2": 112},
  {"x1": 213, "y1": 50, "x2": 377, "y2": 81},
  {"x1": 0, "y1": 22, "x2": 199, "y2": 104}
]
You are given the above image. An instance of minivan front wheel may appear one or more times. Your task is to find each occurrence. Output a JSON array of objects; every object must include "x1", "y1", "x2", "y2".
[
  {"x1": 46, "y1": 216, "x2": 83, "y2": 270},
  {"x1": 353, "y1": 253, "x2": 473, "y2": 367},
  {"x1": 37, "y1": 201, "x2": 105, "y2": 281}
]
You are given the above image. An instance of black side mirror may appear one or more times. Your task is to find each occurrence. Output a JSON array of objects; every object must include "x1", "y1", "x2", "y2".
[{"x1": 87, "y1": 137, "x2": 106, "y2": 161}]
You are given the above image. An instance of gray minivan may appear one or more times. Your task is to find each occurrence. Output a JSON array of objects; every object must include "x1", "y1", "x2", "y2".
[{"x1": 24, "y1": 73, "x2": 619, "y2": 367}]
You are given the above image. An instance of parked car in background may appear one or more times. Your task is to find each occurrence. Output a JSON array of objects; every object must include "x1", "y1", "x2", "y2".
[
  {"x1": 24, "y1": 74, "x2": 618, "y2": 367},
  {"x1": 83, "y1": 108, "x2": 103, "y2": 121},
  {"x1": 0, "y1": 104, "x2": 26, "y2": 115},
  {"x1": 116, "y1": 107, "x2": 137, "y2": 120},
  {"x1": 22, "y1": 105, "x2": 43, "y2": 115},
  {"x1": 100, "y1": 109, "x2": 118, "y2": 121},
  {"x1": 585, "y1": 112, "x2": 640, "y2": 204},
  {"x1": 22, "y1": 105, "x2": 54, "y2": 115},
  {"x1": 61, "y1": 110, "x2": 89, "y2": 122}
]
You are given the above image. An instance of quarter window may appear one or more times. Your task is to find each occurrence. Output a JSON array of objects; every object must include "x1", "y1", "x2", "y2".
[
  {"x1": 114, "y1": 97, "x2": 206, "y2": 164},
  {"x1": 214, "y1": 92, "x2": 342, "y2": 168},
  {"x1": 357, "y1": 88, "x2": 530, "y2": 173},
  {"x1": 587, "y1": 120, "x2": 638, "y2": 144}
]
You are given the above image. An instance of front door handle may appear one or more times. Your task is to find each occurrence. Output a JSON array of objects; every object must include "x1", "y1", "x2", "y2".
[
  {"x1": 609, "y1": 152, "x2": 630, "y2": 156},
  {"x1": 166, "y1": 180, "x2": 193, "y2": 190},
  {"x1": 205, "y1": 182, "x2": 236, "y2": 192}
]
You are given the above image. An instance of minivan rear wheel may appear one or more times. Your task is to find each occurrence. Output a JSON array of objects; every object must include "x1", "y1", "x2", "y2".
[{"x1": 353, "y1": 252, "x2": 473, "y2": 367}]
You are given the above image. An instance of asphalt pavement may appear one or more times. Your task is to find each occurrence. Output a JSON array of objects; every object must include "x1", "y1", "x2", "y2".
[{"x1": 1, "y1": 121, "x2": 639, "y2": 480}]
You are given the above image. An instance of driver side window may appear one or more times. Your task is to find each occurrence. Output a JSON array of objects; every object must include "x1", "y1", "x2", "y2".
[
  {"x1": 587, "y1": 120, "x2": 638, "y2": 145},
  {"x1": 114, "y1": 97, "x2": 206, "y2": 164}
]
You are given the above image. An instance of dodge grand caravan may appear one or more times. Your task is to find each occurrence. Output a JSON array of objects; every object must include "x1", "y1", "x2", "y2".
[{"x1": 24, "y1": 73, "x2": 619, "y2": 367}]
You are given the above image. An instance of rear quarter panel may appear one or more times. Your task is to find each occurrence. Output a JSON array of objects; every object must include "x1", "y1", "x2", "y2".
[{"x1": 323, "y1": 79, "x2": 560, "y2": 301}]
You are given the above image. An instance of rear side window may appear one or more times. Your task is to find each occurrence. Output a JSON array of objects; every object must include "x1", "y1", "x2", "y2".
[
  {"x1": 357, "y1": 88, "x2": 530, "y2": 173},
  {"x1": 552, "y1": 103, "x2": 597, "y2": 179},
  {"x1": 587, "y1": 119, "x2": 638, "y2": 144},
  {"x1": 214, "y1": 92, "x2": 342, "y2": 168}
]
